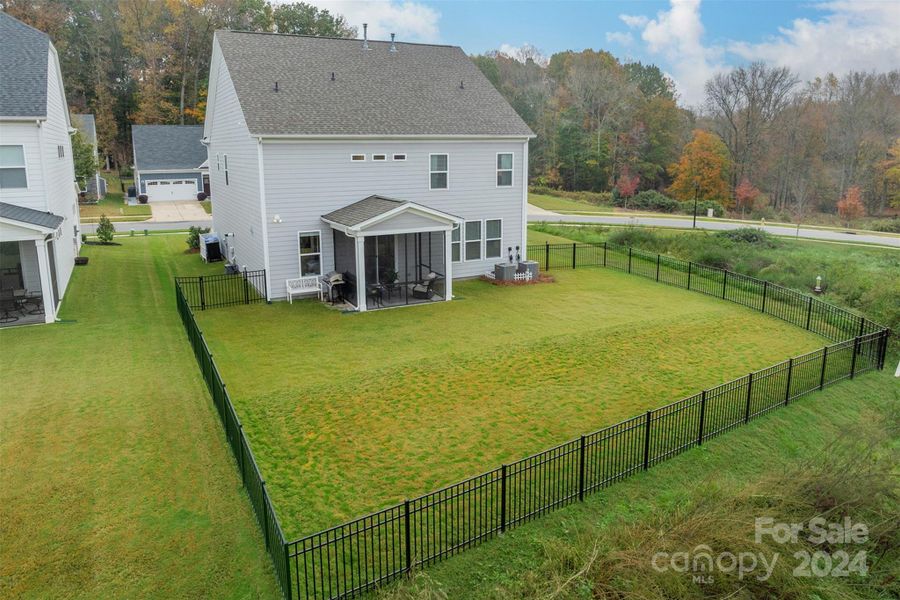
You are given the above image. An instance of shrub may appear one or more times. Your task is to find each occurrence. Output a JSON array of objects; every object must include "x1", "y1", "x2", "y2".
[
  {"x1": 186, "y1": 226, "x2": 211, "y2": 250},
  {"x1": 607, "y1": 227, "x2": 666, "y2": 251},
  {"x1": 96, "y1": 215, "x2": 115, "y2": 244},
  {"x1": 868, "y1": 218, "x2": 900, "y2": 233},
  {"x1": 629, "y1": 190, "x2": 680, "y2": 213},
  {"x1": 679, "y1": 200, "x2": 725, "y2": 218},
  {"x1": 716, "y1": 227, "x2": 780, "y2": 248}
]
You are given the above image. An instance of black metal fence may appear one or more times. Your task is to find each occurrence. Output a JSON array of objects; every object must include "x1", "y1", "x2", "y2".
[
  {"x1": 176, "y1": 269, "x2": 267, "y2": 310},
  {"x1": 174, "y1": 244, "x2": 890, "y2": 600}
]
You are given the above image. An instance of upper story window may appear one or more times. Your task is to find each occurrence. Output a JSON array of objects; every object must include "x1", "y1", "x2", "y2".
[
  {"x1": 430, "y1": 154, "x2": 448, "y2": 190},
  {"x1": 497, "y1": 153, "x2": 513, "y2": 187},
  {"x1": 351, "y1": 154, "x2": 366, "y2": 162},
  {"x1": 372, "y1": 154, "x2": 387, "y2": 161},
  {"x1": 393, "y1": 153, "x2": 407, "y2": 161},
  {"x1": 0, "y1": 145, "x2": 28, "y2": 189}
]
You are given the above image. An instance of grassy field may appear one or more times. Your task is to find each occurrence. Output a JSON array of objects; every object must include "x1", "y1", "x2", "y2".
[
  {"x1": 381, "y1": 366, "x2": 899, "y2": 599},
  {"x1": 79, "y1": 172, "x2": 151, "y2": 223},
  {"x1": 0, "y1": 236, "x2": 278, "y2": 599},
  {"x1": 196, "y1": 267, "x2": 827, "y2": 538},
  {"x1": 529, "y1": 192, "x2": 613, "y2": 213}
]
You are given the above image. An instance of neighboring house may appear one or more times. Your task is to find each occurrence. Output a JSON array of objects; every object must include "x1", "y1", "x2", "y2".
[
  {"x1": 71, "y1": 113, "x2": 107, "y2": 199},
  {"x1": 203, "y1": 30, "x2": 534, "y2": 311},
  {"x1": 0, "y1": 12, "x2": 81, "y2": 325},
  {"x1": 132, "y1": 125, "x2": 209, "y2": 201}
]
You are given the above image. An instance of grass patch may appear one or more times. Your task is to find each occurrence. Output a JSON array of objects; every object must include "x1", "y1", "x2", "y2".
[
  {"x1": 0, "y1": 236, "x2": 277, "y2": 598},
  {"x1": 530, "y1": 192, "x2": 612, "y2": 213},
  {"x1": 196, "y1": 268, "x2": 826, "y2": 538},
  {"x1": 200, "y1": 199, "x2": 212, "y2": 214},
  {"x1": 380, "y1": 367, "x2": 899, "y2": 599}
]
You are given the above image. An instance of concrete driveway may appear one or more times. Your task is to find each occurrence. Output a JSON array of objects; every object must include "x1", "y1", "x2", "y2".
[
  {"x1": 148, "y1": 201, "x2": 212, "y2": 223},
  {"x1": 528, "y1": 205, "x2": 900, "y2": 248}
]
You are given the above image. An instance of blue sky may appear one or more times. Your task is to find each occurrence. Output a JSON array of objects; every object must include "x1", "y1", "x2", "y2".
[{"x1": 308, "y1": 1, "x2": 900, "y2": 106}]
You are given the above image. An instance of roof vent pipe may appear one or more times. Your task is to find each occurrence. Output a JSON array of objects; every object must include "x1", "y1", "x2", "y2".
[
  {"x1": 362, "y1": 23, "x2": 368, "y2": 49},
  {"x1": 331, "y1": 72, "x2": 335, "y2": 81},
  {"x1": 273, "y1": 81, "x2": 279, "y2": 92},
  {"x1": 390, "y1": 33, "x2": 397, "y2": 52},
  {"x1": 459, "y1": 80, "x2": 464, "y2": 90}
]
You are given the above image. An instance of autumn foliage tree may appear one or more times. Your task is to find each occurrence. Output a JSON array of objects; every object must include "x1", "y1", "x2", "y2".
[
  {"x1": 668, "y1": 130, "x2": 731, "y2": 204},
  {"x1": 837, "y1": 186, "x2": 865, "y2": 225},
  {"x1": 616, "y1": 166, "x2": 640, "y2": 199},
  {"x1": 734, "y1": 178, "x2": 762, "y2": 219}
]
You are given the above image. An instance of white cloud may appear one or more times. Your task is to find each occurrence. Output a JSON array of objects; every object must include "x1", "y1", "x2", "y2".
[
  {"x1": 621, "y1": 0, "x2": 726, "y2": 106},
  {"x1": 727, "y1": 1, "x2": 900, "y2": 83},
  {"x1": 605, "y1": 31, "x2": 634, "y2": 46},
  {"x1": 303, "y1": 1, "x2": 441, "y2": 43}
]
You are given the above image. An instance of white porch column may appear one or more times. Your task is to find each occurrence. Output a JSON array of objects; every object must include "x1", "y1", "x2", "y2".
[
  {"x1": 355, "y1": 236, "x2": 366, "y2": 312},
  {"x1": 444, "y1": 229, "x2": 453, "y2": 301},
  {"x1": 34, "y1": 238, "x2": 56, "y2": 323}
]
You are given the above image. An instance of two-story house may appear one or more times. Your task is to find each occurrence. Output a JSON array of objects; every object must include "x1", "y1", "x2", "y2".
[
  {"x1": 203, "y1": 30, "x2": 533, "y2": 311},
  {"x1": 0, "y1": 12, "x2": 80, "y2": 325}
]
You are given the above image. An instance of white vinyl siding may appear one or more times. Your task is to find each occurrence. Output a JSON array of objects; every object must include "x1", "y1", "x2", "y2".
[{"x1": 0, "y1": 145, "x2": 28, "y2": 189}]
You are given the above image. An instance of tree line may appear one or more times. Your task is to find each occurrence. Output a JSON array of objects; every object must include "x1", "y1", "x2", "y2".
[{"x1": 475, "y1": 49, "x2": 899, "y2": 217}]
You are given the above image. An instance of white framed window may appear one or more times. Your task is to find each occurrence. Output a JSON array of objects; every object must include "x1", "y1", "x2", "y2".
[
  {"x1": 0, "y1": 145, "x2": 28, "y2": 189},
  {"x1": 429, "y1": 153, "x2": 448, "y2": 190},
  {"x1": 372, "y1": 154, "x2": 387, "y2": 161},
  {"x1": 298, "y1": 231, "x2": 322, "y2": 277},
  {"x1": 223, "y1": 154, "x2": 229, "y2": 185},
  {"x1": 350, "y1": 154, "x2": 366, "y2": 162},
  {"x1": 496, "y1": 152, "x2": 513, "y2": 187},
  {"x1": 464, "y1": 220, "x2": 481, "y2": 261},
  {"x1": 393, "y1": 153, "x2": 407, "y2": 161},
  {"x1": 485, "y1": 219, "x2": 502, "y2": 258},
  {"x1": 451, "y1": 224, "x2": 461, "y2": 262}
]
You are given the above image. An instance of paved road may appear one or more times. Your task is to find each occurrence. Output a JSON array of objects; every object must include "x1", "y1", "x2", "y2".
[
  {"x1": 80, "y1": 220, "x2": 211, "y2": 233},
  {"x1": 528, "y1": 208, "x2": 900, "y2": 248}
]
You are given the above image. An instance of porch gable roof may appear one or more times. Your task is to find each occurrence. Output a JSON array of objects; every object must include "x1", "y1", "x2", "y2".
[
  {"x1": 321, "y1": 195, "x2": 460, "y2": 234},
  {"x1": 0, "y1": 202, "x2": 63, "y2": 233}
]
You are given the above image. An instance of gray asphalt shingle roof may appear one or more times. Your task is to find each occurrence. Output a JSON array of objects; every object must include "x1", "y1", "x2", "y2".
[
  {"x1": 132, "y1": 125, "x2": 207, "y2": 171},
  {"x1": 0, "y1": 202, "x2": 63, "y2": 230},
  {"x1": 0, "y1": 12, "x2": 50, "y2": 118},
  {"x1": 322, "y1": 195, "x2": 405, "y2": 227},
  {"x1": 72, "y1": 114, "x2": 97, "y2": 146},
  {"x1": 216, "y1": 31, "x2": 534, "y2": 137}
]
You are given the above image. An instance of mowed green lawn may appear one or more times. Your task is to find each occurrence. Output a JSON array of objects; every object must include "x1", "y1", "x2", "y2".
[
  {"x1": 196, "y1": 266, "x2": 827, "y2": 538},
  {"x1": 0, "y1": 236, "x2": 277, "y2": 599}
]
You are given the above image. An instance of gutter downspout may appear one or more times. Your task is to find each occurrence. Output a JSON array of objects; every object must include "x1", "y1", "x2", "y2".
[
  {"x1": 521, "y1": 139, "x2": 529, "y2": 253},
  {"x1": 256, "y1": 139, "x2": 272, "y2": 301}
]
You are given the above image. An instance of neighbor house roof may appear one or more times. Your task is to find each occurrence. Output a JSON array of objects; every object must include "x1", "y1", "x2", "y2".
[
  {"x1": 132, "y1": 125, "x2": 207, "y2": 171},
  {"x1": 215, "y1": 31, "x2": 534, "y2": 138},
  {"x1": 0, "y1": 202, "x2": 63, "y2": 231},
  {"x1": 72, "y1": 113, "x2": 97, "y2": 146},
  {"x1": 0, "y1": 12, "x2": 50, "y2": 118}
]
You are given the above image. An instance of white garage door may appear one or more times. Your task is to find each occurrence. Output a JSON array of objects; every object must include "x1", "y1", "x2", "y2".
[{"x1": 145, "y1": 179, "x2": 198, "y2": 202}]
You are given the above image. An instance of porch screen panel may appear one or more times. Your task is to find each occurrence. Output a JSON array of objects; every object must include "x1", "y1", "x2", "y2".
[{"x1": 333, "y1": 231, "x2": 357, "y2": 304}]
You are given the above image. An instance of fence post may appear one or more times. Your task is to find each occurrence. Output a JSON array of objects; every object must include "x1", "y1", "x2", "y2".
[
  {"x1": 656, "y1": 254, "x2": 660, "y2": 281},
  {"x1": 199, "y1": 276, "x2": 206, "y2": 311},
  {"x1": 743, "y1": 373, "x2": 754, "y2": 424},
  {"x1": 500, "y1": 464, "x2": 507, "y2": 533},
  {"x1": 578, "y1": 435, "x2": 586, "y2": 502},
  {"x1": 784, "y1": 358, "x2": 793, "y2": 405},
  {"x1": 572, "y1": 243, "x2": 577, "y2": 270},
  {"x1": 262, "y1": 482, "x2": 269, "y2": 550},
  {"x1": 761, "y1": 280, "x2": 768, "y2": 313},
  {"x1": 879, "y1": 331, "x2": 888, "y2": 370},
  {"x1": 283, "y1": 543, "x2": 292, "y2": 600},
  {"x1": 628, "y1": 247, "x2": 633, "y2": 274},
  {"x1": 722, "y1": 270, "x2": 728, "y2": 299},
  {"x1": 602, "y1": 242, "x2": 607, "y2": 267},
  {"x1": 805, "y1": 296, "x2": 813, "y2": 330},
  {"x1": 858, "y1": 317, "x2": 865, "y2": 338},
  {"x1": 687, "y1": 262, "x2": 692, "y2": 290},
  {"x1": 544, "y1": 242, "x2": 550, "y2": 272},
  {"x1": 819, "y1": 346, "x2": 828, "y2": 390},
  {"x1": 697, "y1": 391, "x2": 707, "y2": 446},
  {"x1": 238, "y1": 424, "x2": 245, "y2": 484},
  {"x1": 642, "y1": 410, "x2": 652, "y2": 470},
  {"x1": 850, "y1": 336, "x2": 861, "y2": 378},
  {"x1": 244, "y1": 271, "x2": 250, "y2": 305},
  {"x1": 404, "y1": 499, "x2": 412, "y2": 574}
]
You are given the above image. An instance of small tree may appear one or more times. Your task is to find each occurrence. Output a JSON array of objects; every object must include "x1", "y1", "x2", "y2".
[
  {"x1": 96, "y1": 215, "x2": 115, "y2": 244},
  {"x1": 186, "y1": 226, "x2": 210, "y2": 250},
  {"x1": 616, "y1": 166, "x2": 640, "y2": 209},
  {"x1": 837, "y1": 186, "x2": 865, "y2": 226},
  {"x1": 734, "y1": 178, "x2": 761, "y2": 220},
  {"x1": 71, "y1": 130, "x2": 98, "y2": 193}
]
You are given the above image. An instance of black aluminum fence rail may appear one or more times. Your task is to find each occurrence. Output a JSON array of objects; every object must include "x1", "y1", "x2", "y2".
[
  {"x1": 176, "y1": 269, "x2": 267, "y2": 310},
  {"x1": 174, "y1": 244, "x2": 890, "y2": 600},
  {"x1": 175, "y1": 283, "x2": 291, "y2": 598}
]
